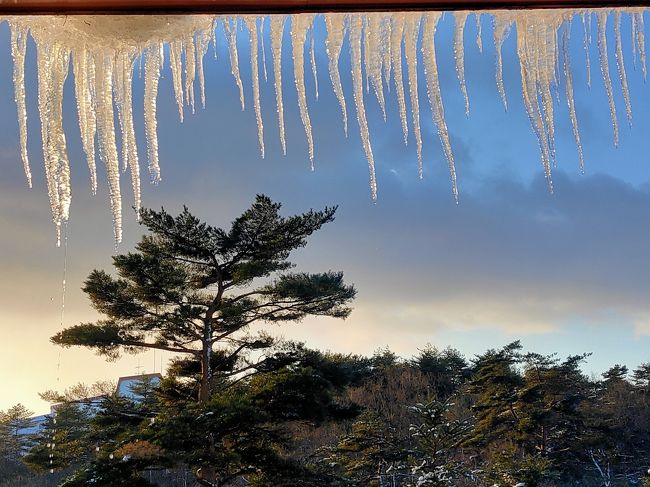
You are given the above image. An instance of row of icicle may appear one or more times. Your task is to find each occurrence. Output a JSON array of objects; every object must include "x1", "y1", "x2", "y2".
[{"x1": 4, "y1": 10, "x2": 647, "y2": 244}]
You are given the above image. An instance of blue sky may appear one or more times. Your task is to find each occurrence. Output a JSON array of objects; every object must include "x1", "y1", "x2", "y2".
[{"x1": 1, "y1": 12, "x2": 650, "y2": 413}]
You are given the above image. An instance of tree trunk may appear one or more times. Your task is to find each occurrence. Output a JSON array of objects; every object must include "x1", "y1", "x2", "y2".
[{"x1": 199, "y1": 330, "x2": 212, "y2": 403}]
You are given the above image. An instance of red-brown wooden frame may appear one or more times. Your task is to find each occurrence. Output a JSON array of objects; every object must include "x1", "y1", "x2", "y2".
[{"x1": 0, "y1": 0, "x2": 645, "y2": 14}]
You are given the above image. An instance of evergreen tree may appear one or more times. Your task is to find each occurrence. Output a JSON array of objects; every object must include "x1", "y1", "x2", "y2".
[
  {"x1": 53, "y1": 196, "x2": 354, "y2": 403},
  {"x1": 50, "y1": 196, "x2": 355, "y2": 486}
]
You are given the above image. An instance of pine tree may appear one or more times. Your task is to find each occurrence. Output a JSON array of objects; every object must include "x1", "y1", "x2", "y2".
[
  {"x1": 50, "y1": 195, "x2": 356, "y2": 486},
  {"x1": 52, "y1": 195, "x2": 355, "y2": 404}
]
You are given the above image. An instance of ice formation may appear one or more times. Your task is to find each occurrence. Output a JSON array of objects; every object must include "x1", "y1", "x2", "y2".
[{"x1": 3, "y1": 9, "x2": 648, "y2": 243}]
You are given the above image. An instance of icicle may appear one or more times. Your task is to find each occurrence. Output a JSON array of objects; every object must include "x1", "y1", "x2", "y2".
[
  {"x1": 454, "y1": 12, "x2": 470, "y2": 116},
  {"x1": 614, "y1": 11, "x2": 633, "y2": 127},
  {"x1": 36, "y1": 41, "x2": 72, "y2": 245},
  {"x1": 270, "y1": 15, "x2": 287, "y2": 154},
  {"x1": 366, "y1": 13, "x2": 387, "y2": 119},
  {"x1": 382, "y1": 16, "x2": 393, "y2": 88},
  {"x1": 634, "y1": 12, "x2": 647, "y2": 80},
  {"x1": 72, "y1": 48, "x2": 98, "y2": 193},
  {"x1": 404, "y1": 14, "x2": 424, "y2": 178},
  {"x1": 562, "y1": 23, "x2": 585, "y2": 173},
  {"x1": 10, "y1": 24, "x2": 31, "y2": 188},
  {"x1": 391, "y1": 14, "x2": 409, "y2": 145},
  {"x1": 325, "y1": 13, "x2": 349, "y2": 136},
  {"x1": 350, "y1": 15, "x2": 377, "y2": 200},
  {"x1": 196, "y1": 30, "x2": 210, "y2": 109},
  {"x1": 169, "y1": 39, "x2": 185, "y2": 121},
  {"x1": 223, "y1": 17, "x2": 245, "y2": 110},
  {"x1": 144, "y1": 45, "x2": 162, "y2": 184},
  {"x1": 310, "y1": 26, "x2": 319, "y2": 100},
  {"x1": 114, "y1": 52, "x2": 141, "y2": 214},
  {"x1": 476, "y1": 13, "x2": 483, "y2": 53},
  {"x1": 515, "y1": 13, "x2": 557, "y2": 191},
  {"x1": 493, "y1": 14, "x2": 512, "y2": 110},
  {"x1": 583, "y1": 13, "x2": 592, "y2": 88},
  {"x1": 260, "y1": 17, "x2": 269, "y2": 82},
  {"x1": 94, "y1": 51, "x2": 122, "y2": 243},
  {"x1": 244, "y1": 17, "x2": 265, "y2": 158},
  {"x1": 422, "y1": 12, "x2": 458, "y2": 200},
  {"x1": 184, "y1": 34, "x2": 197, "y2": 114},
  {"x1": 632, "y1": 12, "x2": 639, "y2": 69},
  {"x1": 598, "y1": 11, "x2": 619, "y2": 146},
  {"x1": 291, "y1": 14, "x2": 315, "y2": 166}
]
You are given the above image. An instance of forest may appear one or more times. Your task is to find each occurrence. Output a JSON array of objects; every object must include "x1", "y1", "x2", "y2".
[{"x1": 1, "y1": 196, "x2": 649, "y2": 487}]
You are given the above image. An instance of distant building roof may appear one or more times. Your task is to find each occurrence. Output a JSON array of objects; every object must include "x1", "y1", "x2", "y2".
[{"x1": 116, "y1": 373, "x2": 162, "y2": 399}]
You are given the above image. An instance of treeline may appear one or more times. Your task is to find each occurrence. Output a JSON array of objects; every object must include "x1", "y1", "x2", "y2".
[{"x1": 2, "y1": 341, "x2": 650, "y2": 487}]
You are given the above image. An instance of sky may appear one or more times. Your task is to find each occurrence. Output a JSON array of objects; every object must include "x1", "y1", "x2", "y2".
[{"x1": 1, "y1": 12, "x2": 650, "y2": 414}]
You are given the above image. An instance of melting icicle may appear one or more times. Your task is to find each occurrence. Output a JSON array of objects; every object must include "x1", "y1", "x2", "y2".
[
  {"x1": 404, "y1": 14, "x2": 424, "y2": 178},
  {"x1": 422, "y1": 12, "x2": 458, "y2": 200},
  {"x1": 94, "y1": 51, "x2": 122, "y2": 243},
  {"x1": 291, "y1": 14, "x2": 315, "y2": 166},
  {"x1": 454, "y1": 12, "x2": 470, "y2": 116},
  {"x1": 634, "y1": 12, "x2": 647, "y2": 80},
  {"x1": 493, "y1": 15, "x2": 512, "y2": 110},
  {"x1": 270, "y1": 15, "x2": 287, "y2": 155},
  {"x1": 144, "y1": 45, "x2": 162, "y2": 183},
  {"x1": 614, "y1": 11, "x2": 633, "y2": 127},
  {"x1": 169, "y1": 39, "x2": 185, "y2": 121},
  {"x1": 72, "y1": 49, "x2": 98, "y2": 193},
  {"x1": 244, "y1": 17, "x2": 265, "y2": 158},
  {"x1": 391, "y1": 14, "x2": 409, "y2": 145},
  {"x1": 114, "y1": 52, "x2": 141, "y2": 213},
  {"x1": 562, "y1": 23, "x2": 585, "y2": 173},
  {"x1": 366, "y1": 13, "x2": 387, "y2": 119},
  {"x1": 260, "y1": 17, "x2": 269, "y2": 82},
  {"x1": 224, "y1": 17, "x2": 245, "y2": 110},
  {"x1": 10, "y1": 24, "x2": 31, "y2": 188},
  {"x1": 583, "y1": 13, "x2": 592, "y2": 88},
  {"x1": 349, "y1": 15, "x2": 377, "y2": 200},
  {"x1": 36, "y1": 40, "x2": 72, "y2": 244},
  {"x1": 196, "y1": 30, "x2": 210, "y2": 108},
  {"x1": 598, "y1": 11, "x2": 619, "y2": 146},
  {"x1": 310, "y1": 26, "x2": 319, "y2": 100},
  {"x1": 325, "y1": 13, "x2": 349, "y2": 136},
  {"x1": 185, "y1": 34, "x2": 197, "y2": 113},
  {"x1": 382, "y1": 16, "x2": 393, "y2": 89}
]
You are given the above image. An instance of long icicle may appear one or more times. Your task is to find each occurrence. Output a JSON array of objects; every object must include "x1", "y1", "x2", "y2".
[
  {"x1": 391, "y1": 13, "x2": 409, "y2": 145},
  {"x1": 583, "y1": 13, "x2": 592, "y2": 88},
  {"x1": 94, "y1": 51, "x2": 122, "y2": 243},
  {"x1": 245, "y1": 16, "x2": 265, "y2": 158},
  {"x1": 614, "y1": 11, "x2": 633, "y2": 127},
  {"x1": 493, "y1": 14, "x2": 512, "y2": 110},
  {"x1": 325, "y1": 13, "x2": 349, "y2": 136},
  {"x1": 114, "y1": 52, "x2": 141, "y2": 214},
  {"x1": 10, "y1": 24, "x2": 32, "y2": 188},
  {"x1": 271, "y1": 15, "x2": 287, "y2": 155},
  {"x1": 634, "y1": 12, "x2": 647, "y2": 80},
  {"x1": 404, "y1": 14, "x2": 424, "y2": 178},
  {"x1": 366, "y1": 13, "x2": 387, "y2": 119},
  {"x1": 291, "y1": 14, "x2": 315, "y2": 166},
  {"x1": 454, "y1": 12, "x2": 470, "y2": 115},
  {"x1": 422, "y1": 12, "x2": 458, "y2": 200},
  {"x1": 224, "y1": 17, "x2": 245, "y2": 110},
  {"x1": 310, "y1": 25, "x2": 319, "y2": 100},
  {"x1": 562, "y1": 23, "x2": 585, "y2": 173},
  {"x1": 169, "y1": 39, "x2": 185, "y2": 121},
  {"x1": 144, "y1": 44, "x2": 162, "y2": 183},
  {"x1": 72, "y1": 48, "x2": 98, "y2": 194},
  {"x1": 350, "y1": 15, "x2": 377, "y2": 201},
  {"x1": 597, "y1": 11, "x2": 619, "y2": 146}
]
